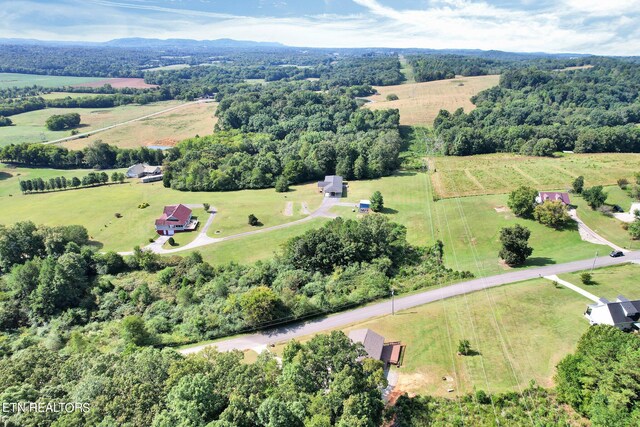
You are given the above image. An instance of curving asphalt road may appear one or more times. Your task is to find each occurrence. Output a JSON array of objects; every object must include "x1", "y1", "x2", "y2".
[{"x1": 180, "y1": 250, "x2": 640, "y2": 355}]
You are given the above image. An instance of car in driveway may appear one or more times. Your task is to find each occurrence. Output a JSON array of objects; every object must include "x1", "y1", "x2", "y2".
[
  {"x1": 610, "y1": 250, "x2": 624, "y2": 257},
  {"x1": 612, "y1": 205, "x2": 624, "y2": 213}
]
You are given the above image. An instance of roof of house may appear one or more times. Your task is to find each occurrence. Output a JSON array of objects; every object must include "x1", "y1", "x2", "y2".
[
  {"x1": 348, "y1": 328, "x2": 385, "y2": 360},
  {"x1": 128, "y1": 163, "x2": 161, "y2": 175},
  {"x1": 588, "y1": 295, "x2": 640, "y2": 325},
  {"x1": 318, "y1": 175, "x2": 343, "y2": 193},
  {"x1": 155, "y1": 204, "x2": 192, "y2": 227},
  {"x1": 538, "y1": 191, "x2": 570, "y2": 204}
]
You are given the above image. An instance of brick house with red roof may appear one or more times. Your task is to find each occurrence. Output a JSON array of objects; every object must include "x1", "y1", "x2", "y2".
[{"x1": 155, "y1": 204, "x2": 198, "y2": 235}]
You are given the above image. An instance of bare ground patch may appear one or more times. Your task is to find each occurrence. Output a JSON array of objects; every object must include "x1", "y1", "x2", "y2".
[{"x1": 283, "y1": 201, "x2": 293, "y2": 216}]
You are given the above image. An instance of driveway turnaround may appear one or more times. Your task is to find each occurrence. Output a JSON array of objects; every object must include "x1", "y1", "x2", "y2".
[{"x1": 180, "y1": 251, "x2": 640, "y2": 355}]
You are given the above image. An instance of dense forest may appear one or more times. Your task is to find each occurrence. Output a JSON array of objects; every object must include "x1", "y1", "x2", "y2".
[
  {"x1": 433, "y1": 59, "x2": 640, "y2": 155},
  {"x1": 164, "y1": 82, "x2": 402, "y2": 191}
]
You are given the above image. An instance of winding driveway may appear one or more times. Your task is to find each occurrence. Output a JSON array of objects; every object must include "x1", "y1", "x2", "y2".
[{"x1": 180, "y1": 250, "x2": 640, "y2": 354}]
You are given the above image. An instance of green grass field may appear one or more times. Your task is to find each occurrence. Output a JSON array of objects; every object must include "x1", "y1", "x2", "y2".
[
  {"x1": 0, "y1": 164, "x2": 324, "y2": 252},
  {"x1": 0, "y1": 100, "x2": 185, "y2": 146},
  {"x1": 0, "y1": 73, "x2": 104, "y2": 89},
  {"x1": 332, "y1": 172, "x2": 609, "y2": 276},
  {"x1": 185, "y1": 218, "x2": 330, "y2": 265},
  {"x1": 432, "y1": 153, "x2": 640, "y2": 198},
  {"x1": 269, "y1": 263, "x2": 640, "y2": 396}
]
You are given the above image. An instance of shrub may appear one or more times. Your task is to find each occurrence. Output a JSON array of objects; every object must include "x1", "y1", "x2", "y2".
[
  {"x1": 617, "y1": 178, "x2": 629, "y2": 189},
  {"x1": 248, "y1": 214, "x2": 259, "y2": 226},
  {"x1": 580, "y1": 272, "x2": 592, "y2": 285},
  {"x1": 275, "y1": 176, "x2": 289, "y2": 193},
  {"x1": 386, "y1": 94, "x2": 399, "y2": 101},
  {"x1": 114, "y1": 213, "x2": 122, "y2": 218},
  {"x1": 458, "y1": 339, "x2": 471, "y2": 355},
  {"x1": 168, "y1": 237, "x2": 176, "y2": 246},
  {"x1": 203, "y1": 203, "x2": 210, "y2": 212},
  {"x1": 138, "y1": 202, "x2": 150, "y2": 209}
]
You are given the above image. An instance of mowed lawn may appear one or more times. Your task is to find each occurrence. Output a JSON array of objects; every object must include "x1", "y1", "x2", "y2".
[
  {"x1": 432, "y1": 153, "x2": 640, "y2": 198},
  {"x1": 364, "y1": 75, "x2": 499, "y2": 126},
  {"x1": 63, "y1": 102, "x2": 218, "y2": 149},
  {"x1": 272, "y1": 263, "x2": 640, "y2": 397},
  {"x1": 573, "y1": 186, "x2": 640, "y2": 250},
  {"x1": 0, "y1": 100, "x2": 185, "y2": 146},
  {"x1": 0, "y1": 164, "x2": 324, "y2": 252},
  {"x1": 184, "y1": 218, "x2": 330, "y2": 266},
  {"x1": 330, "y1": 172, "x2": 608, "y2": 277},
  {"x1": 0, "y1": 73, "x2": 105, "y2": 89}
]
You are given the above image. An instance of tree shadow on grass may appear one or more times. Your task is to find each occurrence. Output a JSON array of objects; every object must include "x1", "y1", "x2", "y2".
[
  {"x1": 522, "y1": 257, "x2": 556, "y2": 267},
  {"x1": 0, "y1": 171, "x2": 12, "y2": 180},
  {"x1": 87, "y1": 240, "x2": 104, "y2": 250},
  {"x1": 380, "y1": 207, "x2": 399, "y2": 214}
]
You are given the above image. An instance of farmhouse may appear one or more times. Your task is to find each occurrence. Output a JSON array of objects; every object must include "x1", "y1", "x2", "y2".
[
  {"x1": 348, "y1": 328, "x2": 405, "y2": 366},
  {"x1": 155, "y1": 204, "x2": 198, "y2": 236},
  {"x1": 584, "y1": 295, "x2": 640, "y2": 331},
  {"x1": 536, "y1": 191, "x2": 570, "y2": 205},
  {"x1": 127, "y1": 163, "x2": 162, "y2": 178},
  {"x1": 317, "y1": 175, "x2": 343, "y2": 198},
  {"x1": 358, "y1": 199, "x2": 371, "y2": 214}
]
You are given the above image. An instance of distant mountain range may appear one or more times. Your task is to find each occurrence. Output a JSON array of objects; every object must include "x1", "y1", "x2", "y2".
[
  {"x1": 0, "y1": 37, "x2": 287, "y2": 49},
  {"x1": 0, "y1": 37, "x2": 592, "y2": 58}
]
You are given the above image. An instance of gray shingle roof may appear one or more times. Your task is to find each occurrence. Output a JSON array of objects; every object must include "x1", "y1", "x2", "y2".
[
  {"x1": 318, "y1": 175, "x2": 343, "y2": 193},
  {"x1": 348, "y1": 328, "x2": 385, "y2": 360}
]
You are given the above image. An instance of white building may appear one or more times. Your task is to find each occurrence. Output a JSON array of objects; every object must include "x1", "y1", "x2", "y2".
[
  {"x1": 127, "y1": 163, "x2": 162, "y2": 178},
  {"x1": 585, "y1": 295, "x2": 640, "y2": 331}
]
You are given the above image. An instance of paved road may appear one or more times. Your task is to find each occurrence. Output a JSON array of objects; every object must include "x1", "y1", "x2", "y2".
[
  {"x1": 180, "y1": 250, "x2": 640, "y2": 354},
  {"x1": 43, "y1": 99, "x2": 215, "y2": 145}
]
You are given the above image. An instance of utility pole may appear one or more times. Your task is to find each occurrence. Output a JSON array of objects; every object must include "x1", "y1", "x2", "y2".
[
  {"x1": 591, "y1": 250, "x2": 598, "y2": 273},
  {"x1": 391, "y1": 288, "x2": 395, "y2": 315}
]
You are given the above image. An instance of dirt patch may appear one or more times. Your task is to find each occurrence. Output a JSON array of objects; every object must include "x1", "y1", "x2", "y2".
[
  {"x1": 494, "y1": 206, "x2": 509, "y2": 213},
  {"x1": 283, "y1": 201, "x2": 293, "y2": 216},
  {"x1": 72, "y1": 78, "x2": 158, "y2": 89},
  {"x1": 147, "y1": 137, "x2": 179, "y2": 147},
  {"x1": 396, "y1": 370, "x2": 452, "y2": 395},
  {"x1": 498, "y1": 259, "x2": 513, "y2": 270},
  {"x1": 301, "y1": 202, "x2": 310, "y2": 215}
]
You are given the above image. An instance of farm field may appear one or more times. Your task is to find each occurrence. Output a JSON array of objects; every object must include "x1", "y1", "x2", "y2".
[
  {"x1": 0, "y1": 100, "x2": 185, "y2": 146},
  {"x1": 331, "y1": 172, "x2": 608, "y2": 276},
  {"x1": 271, "y1": 263, "x2": 640, "y2": 396},
  {"x1": 39, "y1": 91, "x2": 98, "y2": 100},
  {"x1": 0, "y1": 72, "x2": 105, "y2": 89},
  {"x1": 0, "y1": 164, "x2": 324, "y2": 252},
  {"x1": 573, "y1": 186, "x2": 640, "y2": 250},
  {"x1": 364, "y1": 75, "x2": 499, "y2": 126},
  {"x1": 71, "y1": 77, "x2": 157, "y2": 89},
  {"x1": 431, "y1": 153, "x2": 640, "y2": 198},
  {"x1": 63, "y1": 101, "x2": 218, "y2": 149}
]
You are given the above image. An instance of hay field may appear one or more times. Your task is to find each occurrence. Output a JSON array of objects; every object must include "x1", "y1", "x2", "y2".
[
  {"x1": 364, "y1": 75, "x2": 499, "y2": 126},
  {"x1": 63, "y1": 101, "x2": 218, "y2": 149},
  {"x1": 431, "y1": 153, "x2": 640, "y2": 198},
  {"x1": 0, "y1": 100, "x2": 185, "y2": 146},
  {"x1": 0, "y1": 73, "x2": 104, "y2": 89}
]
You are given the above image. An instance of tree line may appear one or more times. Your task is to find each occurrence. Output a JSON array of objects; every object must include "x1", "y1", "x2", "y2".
[
  {"x1": 19, "y1": 171, "x2": 125, "y2": 194},
  {"x1": 0, "y1": 140, "x2": 164, "y2": 169}
]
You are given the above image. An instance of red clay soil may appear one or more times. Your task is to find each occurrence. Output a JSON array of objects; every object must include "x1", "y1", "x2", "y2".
[{"x1": 72, "y1": 78, "x2": 158, "y2": 89}]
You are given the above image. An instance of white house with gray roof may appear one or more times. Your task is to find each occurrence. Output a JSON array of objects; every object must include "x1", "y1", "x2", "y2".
[
  {"x1": 585, "y1": 295, "x2": 640, "y2": 331},
  {"x1": 317, "y1": 175, "x2": 343, "y2": 197}
]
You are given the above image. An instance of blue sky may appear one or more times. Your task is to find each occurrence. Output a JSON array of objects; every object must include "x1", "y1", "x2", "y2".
[{"x1": 1, "y1": 0, "x2": 638, "y2": 54}]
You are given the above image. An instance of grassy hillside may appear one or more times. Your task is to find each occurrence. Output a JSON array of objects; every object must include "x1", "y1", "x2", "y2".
[
  {"x1": 0, "y1": 100, "x2": 185, "y2": 146},
  {"x1": 432, "y1": 153, "x2": 640, "y2": 198},
  {"x1": 62, "y1": 101, "x2": 218, "y2": 149},
  {"x1": 0, "y1": 163, "x2": 323, "y2": 252},
  {"x1": 364, "y1": 75, "x2": 499, "y2": 126},
  {"x1": 0, "y1": 72, "x2": 104, "y2": 89},
  {"x1": 270, "y1": 263, "x2": 640, "y2": 396}
]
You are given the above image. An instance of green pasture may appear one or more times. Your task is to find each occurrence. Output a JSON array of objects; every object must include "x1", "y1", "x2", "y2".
[{"x1": 0, "y1": 72, "x2": 102, "y2": 89}]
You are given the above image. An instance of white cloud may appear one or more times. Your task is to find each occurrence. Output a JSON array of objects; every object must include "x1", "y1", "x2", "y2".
[{"x1": 0, "y1": 0, "x2": 638, "y2": 55}]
